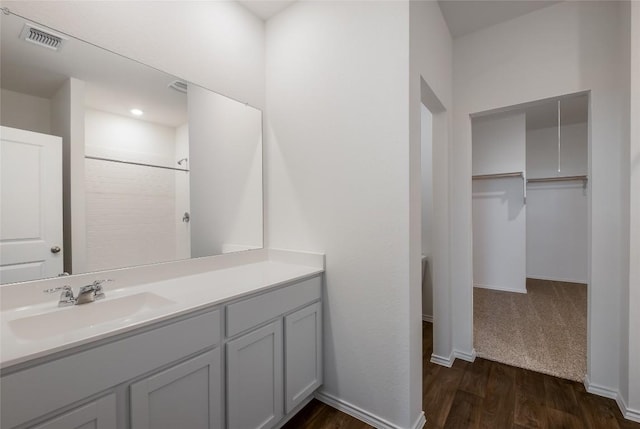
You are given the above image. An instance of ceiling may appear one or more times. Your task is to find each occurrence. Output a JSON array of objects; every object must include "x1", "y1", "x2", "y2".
[
  {"x1": 438, "y1": 0, "x2": 560, "y2": 38},
  {"x1": 2, "y1": 1, "x2": 567, "y2": 126},
  {"x1": 237, "y1": 1, "x2": 560, "y2": 38},
  {"x1": 238, "y1": 1, "x2": 297, "y2": 20},
  {"x1": 1, "y1": 14, "x2": 188, "y2": 127}
]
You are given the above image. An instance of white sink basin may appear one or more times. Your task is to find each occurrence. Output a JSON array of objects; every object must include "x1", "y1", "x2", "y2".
[{"x1": 8, "y1": 292, "x2": 175, "y2": 341}]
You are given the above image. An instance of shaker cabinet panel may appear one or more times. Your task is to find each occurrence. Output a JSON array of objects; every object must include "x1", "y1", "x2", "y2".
[
  {"x1": 285, "y1": 302, "x2": 322, "y2": 413},
  {"x1": 226, "y1": 276, "x2": 321, "y2": 337},
  {"x1": 130, "y1": 349, "x2": 221, "y2": 429},
  {"x1": 1, "y1": 309, "x2": 221, "y2": 429},
  {"x1": 226, "y1": 320, "x2": 283, "y2": 429},
  {"x1": 31, "y1": 394, "x2": 116, "y2": 429}
]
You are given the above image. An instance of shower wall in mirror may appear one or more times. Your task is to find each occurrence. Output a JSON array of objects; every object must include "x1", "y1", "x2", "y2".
[{"x1": 0, "y1": 10, "x2": 263, "y2": 284}]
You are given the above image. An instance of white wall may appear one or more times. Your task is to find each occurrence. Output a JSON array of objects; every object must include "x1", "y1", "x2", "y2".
[
  {"x1": 175, "y1": 124, "x2": 190, "y2": 261},
  {"x1": 50, "y1": 77, "x2": 85, "y2": 275},
  {"x1": 0, "y1": 89, "x2": 51, "y2": 134},
  {"x1": 526, "y1": 182, "x2": 587, "y2": 283},
  {"x1": 421, "y1": 105, "x2": 434, "y2": 320},
  {"x1": 84, "y1": 109, "x2": 177, "y2": 165},
  {"x1": 527, "y1": 122, "x2": 588, "y2": 178},
  {"x1": 472, "y1": 178, "x2": 526, "y2": 293},
  {"x1": 526, "y1": 123, "x2": 588, "y2": 284},
  {"x1": 452, "y1": 1, "x2": 629, "y2": 394},
  {"x1": 623, "y1": 0, "x2": 640, "y2": 419},
  {"x1": 472, "y1": 112, "x2": 526, "y2": 175},
  {"x1": 472, "y1": 112, "x2": 526, "y2": 293},
  {"x1": 266, "y1": 2, "x2": 420, "y2": 427},
  {"x1": 84, "y1": 109, "x2": 184, "y2": 272},
  {"x1": 4, "y1": 1, "x2": 265, "y2": 109},
  {"x1": 188, "y1": 85, "x2": 262, "y2": 257},
  {"x1": 410, "y1": 0, "x2": 454, "y2": 374}
]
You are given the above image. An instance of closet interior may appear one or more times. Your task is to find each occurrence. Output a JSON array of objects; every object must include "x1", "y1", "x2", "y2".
[{"x1": 471, "y1": 93, "x2": 589, "y2": 382}]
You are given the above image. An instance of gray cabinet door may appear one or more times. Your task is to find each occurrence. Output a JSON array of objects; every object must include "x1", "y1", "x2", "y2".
[
  {"x1": 226, "y1": 320, "x2": 283, "y2": 429},
  {"x1": 130, "y1": 349, "x2": 221, "y2": 429},
  {"x1": 32, "y1": 394, "x2": 116, "y2": 429},
  {"x1": 284, "y1": 302, "x2": 322, "y2": 413}
]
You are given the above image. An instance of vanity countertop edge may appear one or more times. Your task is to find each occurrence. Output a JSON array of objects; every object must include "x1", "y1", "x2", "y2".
[{"x1": 0, "y1": 251, "x2": 324, "y2": 371}]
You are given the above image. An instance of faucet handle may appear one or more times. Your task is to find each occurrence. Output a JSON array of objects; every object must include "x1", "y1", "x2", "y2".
[
  {"x1": 43, "y1": 285, "x2": 76, "y2": 307},
  {"x1": 91, "y1": 279, "x2": 112, "y2": 300},
  {"x1": 58, "y1": 286, "x2": 76, "y2": 307}
]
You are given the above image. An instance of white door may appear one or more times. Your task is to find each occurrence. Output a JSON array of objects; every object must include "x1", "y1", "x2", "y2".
[{"x1": 0, "y1": 126, "x2": 63, "y2": 283}]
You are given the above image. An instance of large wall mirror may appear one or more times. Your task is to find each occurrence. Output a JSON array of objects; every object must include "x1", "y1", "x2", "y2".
[{"x1": 0, "y1": 10, "x2": 263, "y2": 284}]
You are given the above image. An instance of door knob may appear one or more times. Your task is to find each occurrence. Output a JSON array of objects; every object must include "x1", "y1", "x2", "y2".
[{"x1": 51, "y1": 246, "x2": 61, "y2": 254}]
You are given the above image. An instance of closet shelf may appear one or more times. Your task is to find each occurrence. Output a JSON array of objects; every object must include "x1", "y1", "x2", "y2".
[
  {"x1": 472, "y1": 172, "x2": 524, "y2": 180},
  {"x1": 527, "y1": 175, "x2": 588, "y2": 183},
  {"x1": 472, "y1": 171, "x2": 526, "y2": 204}
]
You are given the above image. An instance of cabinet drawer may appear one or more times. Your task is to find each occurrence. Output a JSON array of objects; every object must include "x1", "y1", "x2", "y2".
[
  {"x1": 1, "y1": 309, "x2": 220, "y2": 429},
  {"x1": 31, "y1": 394, "x2": 116, "y2": 429},
  {"x1": 226, "y1": 276, "x2": 321, "y2": 338}
]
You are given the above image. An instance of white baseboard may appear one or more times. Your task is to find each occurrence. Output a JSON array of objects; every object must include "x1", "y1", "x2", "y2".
[
  {"x1": 616, "y1": 391, "x2": 640, "y2": 423},
  {"x1": 526, "y1": 275, "x2": 587, "y2": 284},
  {"x1": 584, "y1": 375, "x2": 640, "y2": 423},
  {"x1": 454, "y1": 348, "x2": 477, "y2": 363},
  {"x1": 316, "y1": 391, "x2": 422, "y2": 429},
  {"x1": 474, "y1": 283, "x2": 526, "y2": 294},
  {"x1": 430, "y1": 352, "x2": 454, "y2": 368},
  {"x1": 411, "y1": 412, "x2": 426, "y2": 429},
  {"x1": 422, "y1": 314, "x2": 433, "y2": 323},
  {"x1": 583, "y1": 375, "x2": 618, "y2": 400},
  {"x1": 431, "y1": 347, "x2": 475, "y2": 367}
]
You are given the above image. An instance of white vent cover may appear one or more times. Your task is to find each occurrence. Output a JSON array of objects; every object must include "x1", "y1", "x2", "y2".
[
  {"x1": 19, "y1": 23, "x2": 66, "y2": 51},
  {"x1": 168, "y1": 80, "x2": 188, "y2": 94}
]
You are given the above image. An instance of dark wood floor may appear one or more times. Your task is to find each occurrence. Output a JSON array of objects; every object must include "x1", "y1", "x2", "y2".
[{"x1": 283, "y1": 322, "x2": 640, "y2": 429}]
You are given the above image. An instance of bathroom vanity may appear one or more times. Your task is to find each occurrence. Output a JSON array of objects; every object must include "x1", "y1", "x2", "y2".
[
  {"x1": 0, "y1": 254, "x2": 324, "y2": 429},
  {"x1": 0, "y1": 8, "x2": 323, "y2": 429}
]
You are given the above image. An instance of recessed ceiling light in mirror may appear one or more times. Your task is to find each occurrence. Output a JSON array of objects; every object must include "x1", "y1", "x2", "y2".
[{"x1": 130, "y1": 108, "x2": 143, "y2": 116}]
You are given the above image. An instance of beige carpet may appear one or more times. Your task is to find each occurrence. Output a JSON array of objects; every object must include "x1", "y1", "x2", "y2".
[{"x1": 473, "y1": 278, "x2": 587, "y2": 382}]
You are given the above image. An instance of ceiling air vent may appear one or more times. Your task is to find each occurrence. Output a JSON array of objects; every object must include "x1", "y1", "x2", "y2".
[
  {"x1": 168, "y1": 80, "x2": 188, "y2": 94},
  {"x1": 20, "y1": 23, "x2": 66, "y2": 51}
]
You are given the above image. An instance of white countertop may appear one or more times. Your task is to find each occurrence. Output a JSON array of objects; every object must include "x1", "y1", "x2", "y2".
[{"x1": 1, "y1": 257, "x2": 323, "y2": 370}]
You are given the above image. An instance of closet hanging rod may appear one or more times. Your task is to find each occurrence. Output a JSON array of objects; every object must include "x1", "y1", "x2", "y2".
[
  {"x1": 472, "y1": 172, "x2": 523, "y2": 180},
  {"x1": 472, "y1": 171, "x2": 527, "y2": 204},
  {"x1": 527, "y1": 175, "x2": 588, "y2": 183},
  {"x1": 85, "y1": 156, "x2": 190, "y2": 172}
]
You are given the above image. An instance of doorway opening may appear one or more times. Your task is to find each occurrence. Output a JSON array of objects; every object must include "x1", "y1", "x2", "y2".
[
  {"x1": 421, "y1": 103, "x2": 434, "y2": 324},
  {"x1": 418, "y1": 76, "x2": 451, "y2": 366},
  {"x1": 470, "y1": 92, "x2": 589, "y2": 381}
]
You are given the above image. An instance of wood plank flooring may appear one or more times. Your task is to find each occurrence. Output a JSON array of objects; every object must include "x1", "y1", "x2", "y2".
[{"x1": 282, "y1": 322, "x2": 640, "y2": 429}]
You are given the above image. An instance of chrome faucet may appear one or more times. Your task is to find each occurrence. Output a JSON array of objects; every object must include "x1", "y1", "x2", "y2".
[
  {"x1": 44, "y1": 280, "x2": 110, "y2": 307},
  {"x1": 75, "y1": 280, "x2": 108, "y2": 305}
]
